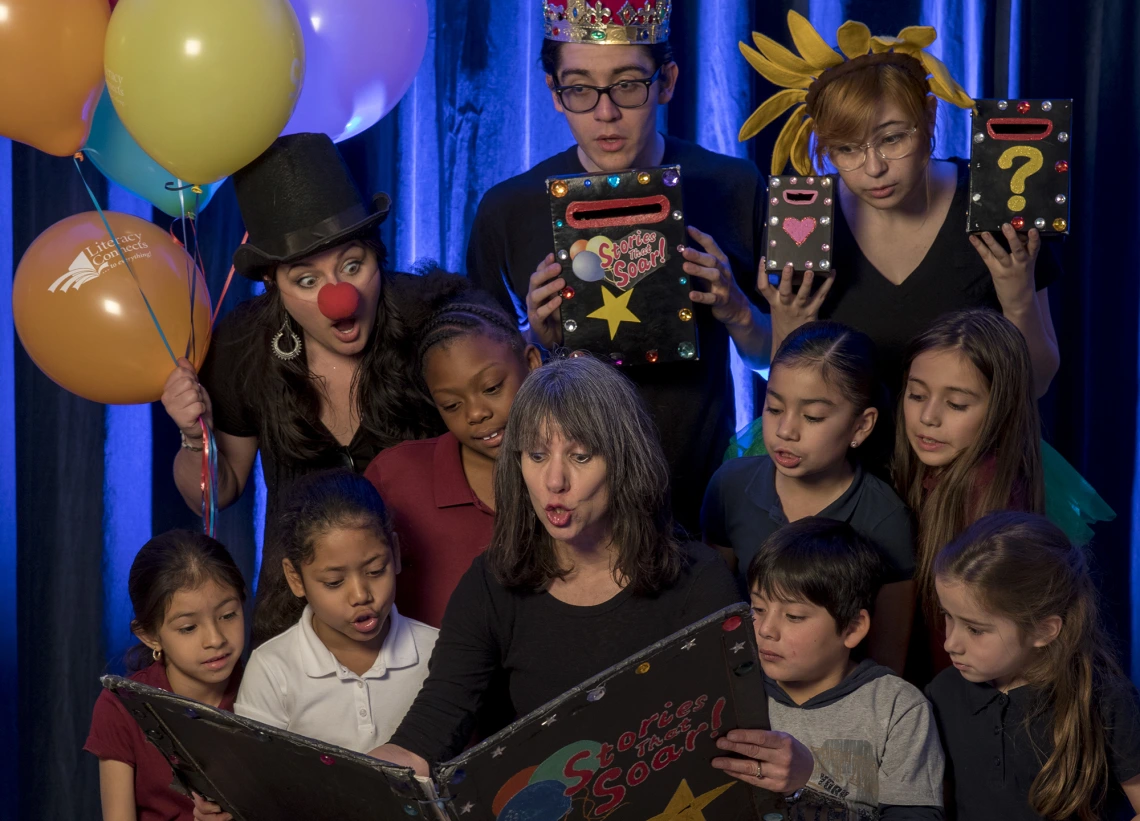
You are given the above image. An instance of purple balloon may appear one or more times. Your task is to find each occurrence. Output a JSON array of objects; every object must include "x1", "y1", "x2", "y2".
[{"x1": 283, "y1": 0, "x2": 428, "y2": 143}]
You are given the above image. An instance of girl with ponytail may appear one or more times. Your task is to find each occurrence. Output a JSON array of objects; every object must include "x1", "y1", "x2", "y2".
[{"x1": 927, "y1": 511, "x2": 1140, "y2": 820}]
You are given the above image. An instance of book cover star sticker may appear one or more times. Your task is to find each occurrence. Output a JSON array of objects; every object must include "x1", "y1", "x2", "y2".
[
  {"x1": 647, "y1": 779, "x2": 738, "y2": 821},
  {"x1": 587, "y1": 285, "x2": 641, "y2": 339}
]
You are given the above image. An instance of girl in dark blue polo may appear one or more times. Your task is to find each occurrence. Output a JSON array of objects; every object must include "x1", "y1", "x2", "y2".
[
  {"x1": 701, "y1": 321, "x2": 915, "y2": 673},
  {"x1": 928, "y1": 512, "x2": 1140, "y2": 820}
]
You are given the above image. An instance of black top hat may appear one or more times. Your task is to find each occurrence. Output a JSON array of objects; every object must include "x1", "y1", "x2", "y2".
[{"x1": 231, "y1": 133, "x2": 391, "y2": 279}]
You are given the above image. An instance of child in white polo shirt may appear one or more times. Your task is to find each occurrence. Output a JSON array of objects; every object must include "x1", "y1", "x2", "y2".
[{"x1": 233, "y1": 469, "x2": 437, "y2": 753}]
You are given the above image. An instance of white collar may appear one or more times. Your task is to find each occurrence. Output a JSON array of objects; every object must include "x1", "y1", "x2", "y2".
[{"x1": 297, "y1": 604, "x2": 420, "y2": 679}]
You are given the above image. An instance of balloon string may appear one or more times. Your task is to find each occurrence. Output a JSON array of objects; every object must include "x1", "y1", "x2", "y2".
[
  {"x1": 210, "y1": 231, "x2": 247, "y2": 331},
  {"x1": 198, "y1": 416, "x2": 218, "y2": 538},
  {"x1": 73, "y1": 156, "x2": 177, "y2": 364}
]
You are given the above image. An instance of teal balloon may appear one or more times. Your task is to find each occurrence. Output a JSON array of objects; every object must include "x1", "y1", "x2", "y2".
[
  {"x1": 84, "y1": 89, "x2": 222, "y2": 218},
  {"x1": 528, "y1": 741, "x2": 603, "y2": 789}
]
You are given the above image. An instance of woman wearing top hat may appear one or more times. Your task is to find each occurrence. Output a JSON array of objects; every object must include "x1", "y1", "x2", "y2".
[{"x1": 161, "y1": 133, "x2": 464, "y2": 643}]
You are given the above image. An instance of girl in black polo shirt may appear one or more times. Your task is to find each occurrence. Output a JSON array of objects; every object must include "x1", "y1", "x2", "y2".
[{"x1": 927, "y1": 512, "x2": 1140, "y2": 821}]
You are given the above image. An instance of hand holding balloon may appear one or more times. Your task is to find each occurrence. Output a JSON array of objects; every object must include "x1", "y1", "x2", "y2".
[{"x1": 162, "y1": 358, "x2": 212, "y2": 441}]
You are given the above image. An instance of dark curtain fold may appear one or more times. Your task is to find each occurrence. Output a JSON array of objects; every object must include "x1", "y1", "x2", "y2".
[{"x1": 8, "y1": 1, "x2": 1139, "y2": 817}]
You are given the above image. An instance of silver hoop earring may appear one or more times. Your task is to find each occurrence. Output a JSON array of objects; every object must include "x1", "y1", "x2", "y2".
[{"x1": 271, "y1": 318, "x2": 302, "y2": 361}]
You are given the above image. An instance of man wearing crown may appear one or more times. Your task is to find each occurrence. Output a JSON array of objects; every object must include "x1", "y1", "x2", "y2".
[{"x1": 466, "y1": 0, "x2": 771, "y2": 532}]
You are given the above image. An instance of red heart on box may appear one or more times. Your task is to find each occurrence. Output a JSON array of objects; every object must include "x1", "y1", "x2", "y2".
[{"x1": 782, "y1": 217, "x2": 817, "y2": 246}]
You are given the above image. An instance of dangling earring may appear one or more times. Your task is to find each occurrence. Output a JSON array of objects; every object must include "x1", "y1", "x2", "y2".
[
  {"x1": 152, "y1": 647, "x2": 162, "y2": 662},
  {"x1": 272, "y1": 317, "x2": 302, "y2": 361}
]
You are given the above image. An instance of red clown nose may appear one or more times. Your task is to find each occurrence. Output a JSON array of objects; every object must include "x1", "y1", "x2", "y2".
[{"x1": 317, "y1": 282, "x2": 361, "y2": 321}]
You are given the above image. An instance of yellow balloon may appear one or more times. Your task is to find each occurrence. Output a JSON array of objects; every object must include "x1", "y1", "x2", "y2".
[{"x1": 104, "y1": 0, "x2": 305, "y2": 184}]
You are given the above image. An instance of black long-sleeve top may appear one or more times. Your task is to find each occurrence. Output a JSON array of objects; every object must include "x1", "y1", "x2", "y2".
[{"x1": 389, "y1": 543, "x2": 742, "y2": 763}]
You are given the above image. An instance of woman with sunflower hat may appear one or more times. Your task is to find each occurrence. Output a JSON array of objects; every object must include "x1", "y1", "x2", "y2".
[{"x1": 741, "y1": 12, "x2": 1062, "y2": 399}]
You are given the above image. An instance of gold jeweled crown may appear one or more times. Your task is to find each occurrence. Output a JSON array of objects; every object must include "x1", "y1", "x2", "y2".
[{"x1": 543, "y1": 0, "x2": 671, "y2": 45}]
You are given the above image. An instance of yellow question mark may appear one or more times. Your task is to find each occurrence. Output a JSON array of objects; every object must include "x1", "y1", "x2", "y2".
[{"x1": 997, "y1": 146, "x2": 1044, "y2": 211}]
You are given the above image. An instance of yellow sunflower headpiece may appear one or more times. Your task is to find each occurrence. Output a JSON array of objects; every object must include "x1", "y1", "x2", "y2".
[{"x1": 738, "y1": 11, "x2": 974, "y2": 175}]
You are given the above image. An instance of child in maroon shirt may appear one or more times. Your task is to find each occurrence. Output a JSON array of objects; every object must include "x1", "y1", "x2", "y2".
[
  {"x1": 85, "y1": 531, "x2": 246, "y2": 821},
  {"x1": 365, "y1": 294, "x2": 540, "y2": 627}
]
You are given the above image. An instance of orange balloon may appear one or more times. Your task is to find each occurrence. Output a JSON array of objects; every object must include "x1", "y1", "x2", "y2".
[
  {"x1": 13, "y1": 211, "x2": 211, "y2": 404},
  {"x1": 0, "y1": 0, "x2": 109, "y2": 156}
]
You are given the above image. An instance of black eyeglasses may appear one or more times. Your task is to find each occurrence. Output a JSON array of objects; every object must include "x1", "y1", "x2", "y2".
[{"x1": 553, "y1": 68, "x2": 662, "y2": 114}]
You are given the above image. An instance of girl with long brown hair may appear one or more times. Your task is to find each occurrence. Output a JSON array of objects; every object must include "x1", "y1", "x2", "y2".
[
  {"x1": 927, "y1": 511, "x2": 1140, "y2": 821},
  {"x1": 896, "y1": 309, "x2": 1043, "y2": 679}
]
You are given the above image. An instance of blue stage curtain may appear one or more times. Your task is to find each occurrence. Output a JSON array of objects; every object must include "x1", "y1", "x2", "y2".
[{"x1": 3, "y1": 1, "x2": 1138, "y2": 817}]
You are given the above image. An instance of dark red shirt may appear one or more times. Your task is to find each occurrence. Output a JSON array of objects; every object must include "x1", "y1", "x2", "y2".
[
  {"x1": 84, "y1": 662, "x2": 241, "y2": 821},
  {"x1": 365, "y1": 432, "x2": 495, "y2": 627}
]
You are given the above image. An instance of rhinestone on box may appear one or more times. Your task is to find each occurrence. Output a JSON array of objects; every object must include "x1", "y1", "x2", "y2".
[
  {"x1": 821, "y1": 243, "x2": 830, "y2": 252},
  {"x1": 821, "y1": 177, "x2": 831, "y2": 187},
  {"x1": 1034, "y1": 217, "x2": 1046, "y2": 229},
  {"x1": 819, "y1": 259, "x2": 831, "y2": 270},
  {"x1": 1058, "y1": 132, "x2": 1069, "y2": 142},
  {"x1": 1055, "y1": 194, "x2": 1067, "y2": 204},
  {"x1": 637, "y1": 172, "x2": 651, "y2": 184},
  {"x1": 563, "y1": 319, "x2": 577, "y2": 333},
  {"x1": 1011, "y1": 216, "x2": 1025, "y2": 230},
  {"x1": 1041, "y1": 100, "x2": 1053, "y2": 111},
  {"x1": 663, "y1": 169, "x2": 679, "y2": 187},
  {"x1": 769, "y1": 216, "x2": 779, "y2": 226},
  {"x1": 973, "y1": 133, "x2": 985, "y2": 143},
  {"x1": 678, "y1": 308, "x2": 693, "y2": 321},
  {"x1": 678, "y1": 341, "x2": 696, "y2": 359},
  {"x1": 551, "y1": 181, "x2": 568, "y2": 197},
  {"x1": 557, "y1": 249, "x2": 568, "y2": 261},
  {"x1": 998, "y1": 100, "x2": 1009, "y2": 110},
  {"x1": 768, "y1": 259, "x2": 779, "y2": 268},
  {"x1": 820, "y1": 216, "x2": 831, "y2": 225},
  {"x1": 972, "y1": 193, "x2": 982, "y2": 202},
  {"x1": 769, "y1": 177, "x2": 781, "y2": 187},
  {"x1": 1053, "y1": 218, "x2": 1067, "y2": 231},
  {"x1": 672, "y1": 210, "x2": 683, "y2": 220}
]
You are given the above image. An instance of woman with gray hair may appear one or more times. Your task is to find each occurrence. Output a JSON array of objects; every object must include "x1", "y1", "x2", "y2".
[{"x1": 371, "y1": 355, "x2": 742, "y2": 772}]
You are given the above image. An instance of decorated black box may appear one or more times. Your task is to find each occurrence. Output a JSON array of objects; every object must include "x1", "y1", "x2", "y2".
[
  {"x1": 106, "y1": 604, "x2": 784, "y2": 820},
  {"x1": 968, "y1": 99, "x2": 1073, "y2": 235},
  {"x1": 547, "y1": 165, "x2": 697, "y2": 366},
  {"x1": 762, "y1": 173, "x2": 836, "y2": 277}
]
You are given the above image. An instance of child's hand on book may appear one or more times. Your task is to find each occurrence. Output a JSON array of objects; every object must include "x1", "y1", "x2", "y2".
[
  {"x1": 191, "y1": 792, "x2": 232, "y2": 821},
  {"x1": 711, "y1": 728, "x2": 813, "y2": 795},
  {"x1": 368, "y1": 743, "x2": 431, "y2": 777}
]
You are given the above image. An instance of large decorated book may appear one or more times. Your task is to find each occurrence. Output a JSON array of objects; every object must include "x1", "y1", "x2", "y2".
[{"x1": 104, "y1": 603, "x2": 787, "y2": 820}]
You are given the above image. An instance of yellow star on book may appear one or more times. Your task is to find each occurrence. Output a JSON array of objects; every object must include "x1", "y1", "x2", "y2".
[
  {"x1": 646, "y1": 778, "x2": 736, "y2": 821},
  {"x1": 587, "y1": 285, "x2": 640, "y2": 340}
]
